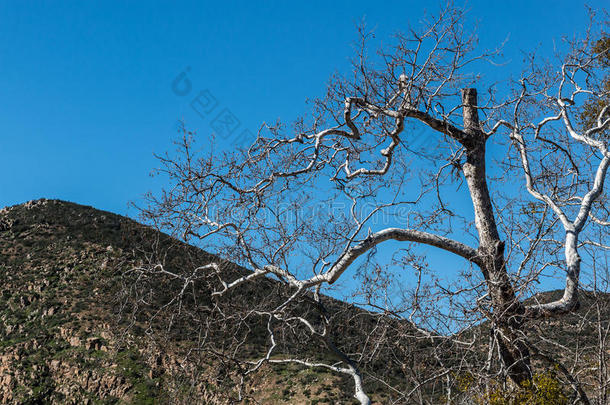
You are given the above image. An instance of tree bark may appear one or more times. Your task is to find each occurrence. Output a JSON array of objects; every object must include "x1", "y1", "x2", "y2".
[{"x1": 460, "y1": 88, "x2": 532, "y2": 385}]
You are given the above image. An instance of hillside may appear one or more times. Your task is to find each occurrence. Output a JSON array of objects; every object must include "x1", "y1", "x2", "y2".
[
  {"x1": 0, "y1": 199, "x2": 223, "y2": 403},
  {"x1": 0, "y1": 199, "x2": 430, "y2": 404},
  {"x1": 0, "y1": 199, "x2": 609, "y2": 404}
]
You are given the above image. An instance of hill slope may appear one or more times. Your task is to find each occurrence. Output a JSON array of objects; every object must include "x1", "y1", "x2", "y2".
[
  {"x1": 0, "y1": 199, "x2": 219, "y2": 403},
  {"x1": 0, "y1": 199, "x2": 417, "y2": 404},
  {"x1": 1, "y1": 199, "x2": 609, "y2": 404}
]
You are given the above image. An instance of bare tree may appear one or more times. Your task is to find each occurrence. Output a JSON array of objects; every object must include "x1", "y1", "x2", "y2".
[{"x1": 132, "y1": 4, "x2": 610, "y2": 404}]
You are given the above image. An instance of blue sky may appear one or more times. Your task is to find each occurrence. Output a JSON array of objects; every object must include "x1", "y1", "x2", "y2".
[{"x1": 1, "y1": 0, "x2": 606, "y2": 215}]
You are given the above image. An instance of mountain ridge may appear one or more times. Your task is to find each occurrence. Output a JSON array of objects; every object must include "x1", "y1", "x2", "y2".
[
  {"x1": 1, "y1": 199, "x2": 608, "y2": 404},
  {"x1": 0, "y1": 199, "x2": 399, "y2": 404}
]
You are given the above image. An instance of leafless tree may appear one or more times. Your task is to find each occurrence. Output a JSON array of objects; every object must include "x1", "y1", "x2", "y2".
[{"x1": 130, "y1": 4, "x2": 610, "y2": 404}]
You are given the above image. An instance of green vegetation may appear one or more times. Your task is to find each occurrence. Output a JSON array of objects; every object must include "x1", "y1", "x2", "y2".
[{"x1": 483, "y1": 372, "x2": 568, "y2": 405}]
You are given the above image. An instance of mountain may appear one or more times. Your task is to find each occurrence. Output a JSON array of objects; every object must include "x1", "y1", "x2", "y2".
[
  {"x1": 0, "y1": 199, "x2": 208, "y2": 404},
  {"x1": 1, "y1": 199, "x2": 608, "y2": 404},
  {"x1": 0, "y1": 199, "x2": 420, "y2": 404}
]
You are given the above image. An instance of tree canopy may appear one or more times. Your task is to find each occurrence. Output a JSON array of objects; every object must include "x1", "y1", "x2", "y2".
[{"x1": 133, "y1": 5, "x2": 610, "y2": 404}]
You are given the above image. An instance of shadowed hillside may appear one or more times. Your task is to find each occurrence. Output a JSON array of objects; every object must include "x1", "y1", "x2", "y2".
[
  {"x1": 0, "y1": 199, "x2": 430, "y2": 403},
  {"x1": 0, "y1": 199, "x2": 608, "y2": 404}
]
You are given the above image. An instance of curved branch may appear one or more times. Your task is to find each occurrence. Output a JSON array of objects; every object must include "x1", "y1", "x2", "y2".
[
  {"x1": 324, "y1": 228, "x2": 481, "y2": 284},
  {"x1": 402, "y1": 108, "x2": 469, "y2": 144},
  {"x1": 211, "y1": 228, "x2": 481, "y2": 294},
  {"x1": 349, "y1": 98, "x2": 469, "y2": 144}
]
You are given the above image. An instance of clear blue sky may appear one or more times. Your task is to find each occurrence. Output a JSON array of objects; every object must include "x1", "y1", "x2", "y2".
[{"x1": 0, "y1": 0, "x2": 605, "y2": 216}]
